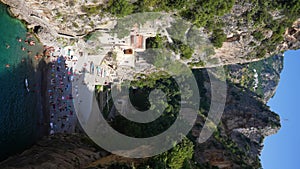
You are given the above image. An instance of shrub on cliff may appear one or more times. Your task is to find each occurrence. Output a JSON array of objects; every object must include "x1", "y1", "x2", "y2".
[
  {"x1": 211, "y1": 29, "x2": 227, "y2": 48},
  {"x1": 106, "y1": 0, "x2": 134, "y2": 18}
]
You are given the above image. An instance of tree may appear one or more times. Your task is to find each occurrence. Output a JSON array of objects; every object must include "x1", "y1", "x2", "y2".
[
  {"x1": 180, "y1": 44, "x2": 194, "y2": 59},
  {"x1": 252, "y1": 31, "x2": 265, "y2": 41},
  {"x1": 106, "y1": 0, "x2": 134, "y2": 18},
  {"x1": 211, "y1": 29, "x2": 227, "y2": 48},
  {"x1": 154, "y1": 137, "x2": 194, "y2": 169},
  {"x1": 146, "y1": 35, "x2": 165, "y2": 49},
  {"x1": 180, "y1": 0, "x2": 235, "y2": 28}
]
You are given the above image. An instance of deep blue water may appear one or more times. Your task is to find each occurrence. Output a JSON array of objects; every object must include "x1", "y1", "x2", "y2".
[{"x1": 0, "y1": 3, "x2": 43, "y2": 160}]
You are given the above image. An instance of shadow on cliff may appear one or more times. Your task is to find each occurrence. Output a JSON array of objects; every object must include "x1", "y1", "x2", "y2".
[
  {"x1": 0, "y1": 56, "x2": 50, "y2": 161},
  {"x1": 192, "y1": 68, "x2": 281, "y2": 168},
  {"x1": 0, "y1": 66, "x2": 282, "y2": 168}
]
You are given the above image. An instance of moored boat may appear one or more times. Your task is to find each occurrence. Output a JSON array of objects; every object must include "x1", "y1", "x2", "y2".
[{"x1": 25, "y1": 78, "x2": 30, "y2": 92}]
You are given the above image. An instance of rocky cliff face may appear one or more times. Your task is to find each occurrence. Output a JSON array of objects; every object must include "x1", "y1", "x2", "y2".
[
  {"x1": 0, "y1": 134, "x2": 106, "y2": 169},
  {"x1": 0, "y1": 56, "x2": 282, "y2": 169},
  {"x1": 187, "y1": 61, "x2": 281, "y2": 168},
  {"x1": 193, "y1": 79, "x2": 280, "y2": 169},
  {"x1": 226, "y1": 54, "x2": 284, "y2": 102},
  {"x1": 0, "y1": 0, "x2": 294, "y2": 168},
  {"x1": 211, "y1": 3, "x2": 300, "y2": 66},
  {"x1": 0, "y1": 0, "x2": 299, "y2": 66}
]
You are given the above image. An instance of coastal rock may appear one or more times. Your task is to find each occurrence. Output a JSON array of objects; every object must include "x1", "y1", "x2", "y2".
[
  {"x1": 0, "y1": 67, "x2": 281, "y2": 169},
  {"x1": 0, "y1": 0, "x2": 295, "y2": 168},
  {"x1": 226, "y1": 54, "x2": 284, "y2": 102},
  {"x1": 191, "y1": 70, "x2": 280, "y2": 168},
  {"x1": 1, "y1": 0, "x2": 299, "y2": 66},
  {"x1": 0, "y1": 134, "x2": 103, "y2": 169}
]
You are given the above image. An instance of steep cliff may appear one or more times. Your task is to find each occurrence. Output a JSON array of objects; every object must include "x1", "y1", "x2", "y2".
[
  {"x1": 0, "y1": 0, "x2": 296, "y2": 168},
  {"x1": 0, "y1": 134, "x2": 105, "y2": 169},
  {"x1": 0, "y1": 0, "x2": 299, "y2": 66},
  {"x1": 192, "y1": 73, "x2": 280, "y2": 169},
  {"x1": 0, "y1": 56, "x2": 283, "y2": 169},
  {"x1": 226, "y1": 54, "x2": 284, "y2": 102}
]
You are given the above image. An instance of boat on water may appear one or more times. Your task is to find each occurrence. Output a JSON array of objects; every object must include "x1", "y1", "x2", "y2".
[{"x1": 25, "y1": 78, "x2": 30, "y2": 92}]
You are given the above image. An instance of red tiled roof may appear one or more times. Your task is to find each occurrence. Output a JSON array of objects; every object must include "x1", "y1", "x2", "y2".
[{"x1": 131, "y1": 35, "x2": 144, "y2": 49}]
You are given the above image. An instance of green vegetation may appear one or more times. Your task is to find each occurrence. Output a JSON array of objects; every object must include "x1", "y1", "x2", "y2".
[
  {"x1": 100, "y1": 0, "x2": 234, "y2": 48},
  {"x1": 180, "y1": 0, "x2": 235, "y2": 28},
  {"x1": 211, "y1": 29, "x2": 227, "y2": 48},
  {"x1": 146, "y1": 35, "x2": 166, "y2": 49},
  {"x1": 271, "y1": 0, "x2": 300, "y2": 23},
  {"x1": 240, "y1": 0, "x2": 300, "y2": 58},
  {"x1": 148, "y1": 137, "x2": 194, "y2": 169},
  {"x1": 166, "y1": 19, "x2": 191, "y2": 41},
  {"x1": 109, "y1": 12, "x2": 162, "y2": 39},
  {"x1": 81, "y1": 4, "x2": 103, "y2": 15},
  {"x1": 106, "y1": 73, "x2": 182, "y2": 138},
  {"x1": 72, "y1": 22, "x2": 79, "y2": 28},
  {"x1": 168, "y1": 39, "x2": 194, "y2": 59},
  {"x1": 80, "y1": 0, "x2": 299, "y2": 55},
  {"x1": 98, "y1": 137, "x2": 195, "y2": 169},
  {"x1": 83, "y1": 33, "x2": 93, "y2": 42},
  {"x1": 146, "y1": 34, "x2": 194, "y2": 60},
  {"x1": 188, "y1": 61, "x2": 205, "y2": 68},
  {"x1": 179, "y1": 44, "x2": 194, "y2": 59},
  {"x1": 252, "y1": 31, "x2": 264, "y2": 41},
  {"x1": 225, "y1": 55, "x2": 284, "y2": 98},
  {"x1": 93, "y1": 70, "x2": 221, "y2": 169},
  {"x1": 133, "y1": 0, "x2": 187, "y2": 12},
  {"x1": 106, "y1": 0, "x2": 134, "y2": 18},
  {"x1": 55, "y1": 12, "x2": 63, "y2": 19},
  {"x1": 212, "y1": 127, "x2": 261, "y2": 169}
]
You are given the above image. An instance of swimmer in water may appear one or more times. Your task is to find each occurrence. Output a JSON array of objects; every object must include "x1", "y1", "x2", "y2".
[
  {"x1": 6, "y1": 44, "x2": 10, "y2": 49},
  {"x1": 29, "y1": 40, "x2": 35, "y2": 46},
  {"x1": 5, "y1": 64, "x2": 10, "y2": 68}
]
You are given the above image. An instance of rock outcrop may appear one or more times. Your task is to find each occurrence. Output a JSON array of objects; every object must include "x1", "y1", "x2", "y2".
[
  {"x1": 191, "y1": 67, "x2": 280, "y2": 169},
  {"x1": 0, "y1": 57, "x2": 282, "y2": 169},
  {"x1": 226, "y1": 54, "x2": 284, "y2": 102},
  {"x1": 0, "y1": 134, "x2": 106, "y2": 169},
  {"x1": 0, "y1": 1, "x2": 295, "y2": 169},
  {"x1": 0, "y1": 0, "x2": 299, "y2": 66}
]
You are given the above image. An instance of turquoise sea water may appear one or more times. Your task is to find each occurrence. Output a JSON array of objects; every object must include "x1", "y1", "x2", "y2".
[{"x1": 0, "y1": 3, "x2": 43, "y2": 160}]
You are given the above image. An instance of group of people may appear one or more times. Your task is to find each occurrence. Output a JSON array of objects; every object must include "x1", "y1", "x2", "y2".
[
  {"x1": 3, "y1": 33, "x2": 39, "y2": 68},
  {"x1": 17, "y1": 33, "x2": 36, "y2": 54},
  {"x1": 48, "y1": 55, "x2": 77, "y2": 134}
]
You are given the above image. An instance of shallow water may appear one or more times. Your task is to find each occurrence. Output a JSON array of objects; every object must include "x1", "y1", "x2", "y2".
[{"x1": 0, "y1": 3, "x2": 43, "y2": 160}]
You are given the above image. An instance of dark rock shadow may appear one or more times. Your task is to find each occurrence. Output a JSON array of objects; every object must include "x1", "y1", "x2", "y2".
[{"x1": 0, "y1": 56, "x2": 50, "y2": 161}]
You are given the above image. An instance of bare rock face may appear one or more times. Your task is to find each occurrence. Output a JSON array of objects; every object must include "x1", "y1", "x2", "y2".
[
  {"x1": 191, "y1": 68, "x2": 280, "y2": 169},
  {"x1": 0, "y1": 1, "x2": 293, "y2": 169},
  {"x1": 281, "y1": 18, "x2": 300, "y2": 50},
  {"x1": 0, "y1": 134, "x2": 104, "y2": 169},
  {"x1": 0, "y1": 73, "x2": 281, "y2": 169},
  {"x1": 1, "y1": 0, "x2": 299, "y2": 66},
  {"x1": 226, "y1": 55, "x2": 284, "y2": 103},
  {"x1": 210, "y1": 2, "x2": 298, "y2": 67}
]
